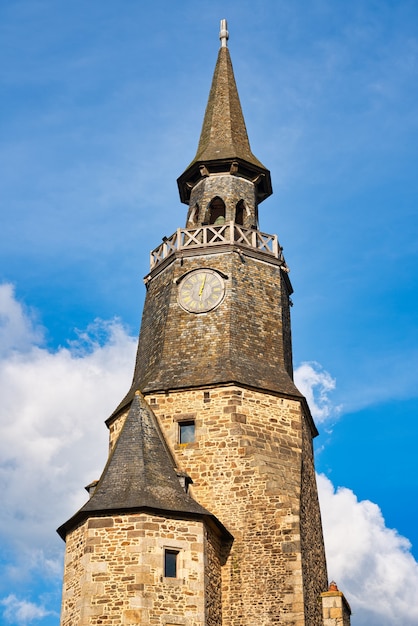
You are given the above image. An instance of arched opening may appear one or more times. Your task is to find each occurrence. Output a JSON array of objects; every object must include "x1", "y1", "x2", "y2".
[
  {"x1": 235, "y1": 200, "x2": 245, "y2": 226},
  {"x1": 208, "y1": 197, "x2": 226, "y2": 225}
]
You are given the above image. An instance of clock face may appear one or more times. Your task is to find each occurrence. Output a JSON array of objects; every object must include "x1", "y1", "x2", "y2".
[{"x1": 178, "y1": 269, "x2": 225, "y2": 313}]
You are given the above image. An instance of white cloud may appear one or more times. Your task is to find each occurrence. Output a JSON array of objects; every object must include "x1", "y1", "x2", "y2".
[
  {"x1": 318, "y1": 473, "x2": 418, "y2": 626},
  {"x1": 1, "y1": 285, "x2": 418, "y2": 626},
  {"x1": 0, "y1": 285, "x2": 137, "y2": 589},
  {"x1": 0, "y1": 284, "x2": 44, "y2": 357},
  {"x1": 294, "y1": 361, "x2": 341, "y2": 422},
  {"x1": 0, "y1": 595, "x2": 55, "y2": 625}
]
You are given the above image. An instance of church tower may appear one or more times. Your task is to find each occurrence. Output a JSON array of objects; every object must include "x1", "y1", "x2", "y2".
[{"x1": 58, "y1": 20, "x2": 351, "y2": 626}]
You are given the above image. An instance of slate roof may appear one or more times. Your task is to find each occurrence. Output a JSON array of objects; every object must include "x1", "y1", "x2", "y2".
[
  {"x1": 177, "y1": 42, "x2": 272, "y2": 203},
  {"x1": 192, "y1": 45, "x2": 265, "y2": 167},
  {"x1": 57, "y1": 392, "x2": 231, "y2": 540}
]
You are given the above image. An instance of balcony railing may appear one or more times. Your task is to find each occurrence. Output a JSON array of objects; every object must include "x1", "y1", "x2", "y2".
[{"x1": 150, "y1": 222, "x2": 285, "y2": 270}]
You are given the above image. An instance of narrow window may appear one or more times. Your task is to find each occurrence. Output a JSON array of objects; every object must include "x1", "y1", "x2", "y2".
[
  {"x1": 235, "y1": 200, "x2": 245, "y2": 225},
  {"x1": 164, "y1": 549, "x2": 179, "y2": 578},
  {"x1": 179, "y1": 420, "x2": 195, "y2": 443}
]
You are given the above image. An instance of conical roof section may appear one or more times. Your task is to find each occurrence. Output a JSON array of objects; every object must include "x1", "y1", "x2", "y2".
[
  {"x1": 177, "y1": 21, "x2": 272, "y2": 204},
  {"x1": 58, "y1": 392, "x2": 229, "y2": 539},
  {"x1": 192, "y1": 45, "x2": 265, "y2": 167}
]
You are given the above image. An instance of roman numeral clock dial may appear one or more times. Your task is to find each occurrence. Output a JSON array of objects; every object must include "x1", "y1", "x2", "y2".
[{"x1": 178, "y1": 269, "x2": 225, "y2": 313}]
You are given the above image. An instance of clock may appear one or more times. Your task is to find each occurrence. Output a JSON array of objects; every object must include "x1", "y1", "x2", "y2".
[{"x1": 178, "y1": 269, "x2": 225, "y2": 313}]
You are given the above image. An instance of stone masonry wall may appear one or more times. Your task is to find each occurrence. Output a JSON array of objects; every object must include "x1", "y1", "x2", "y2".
[
  {"x1": 60, "y1": 512, "x2": 222, "y2": 626},
  {"x1": 61, "y1": 522, "x2": 85, "y2": 625},
  {"x1": 128, "y1": 251, "x2": 297, "y2": 398},
  {"x1": 300, "y1": 416, "x2": 329, "y2": 625},
  {"x1": 205, "y1": 525, "x2": 225, "y2": 626},
  {"x1": 187, "y1": 175, "x2": 257, "y2": 228},
  {"x1": 108, "y1": 407, "x2": 129, "y2": 453},
  {"x1": 321, "y1": 589, "x2": 351, "y2": 626},
  {"x1": 117, "y1": 385, "x2": 328, "y2": 626}
]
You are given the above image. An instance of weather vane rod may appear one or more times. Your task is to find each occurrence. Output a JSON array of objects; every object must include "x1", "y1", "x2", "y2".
[{"x1": 220, "y1": 19, "x2": 229, "y2": 47}]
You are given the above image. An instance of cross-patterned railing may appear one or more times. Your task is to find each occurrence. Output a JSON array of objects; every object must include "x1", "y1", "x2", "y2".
[{"x1": 150, "y1": 222, "x2": 285, "y2": 270}]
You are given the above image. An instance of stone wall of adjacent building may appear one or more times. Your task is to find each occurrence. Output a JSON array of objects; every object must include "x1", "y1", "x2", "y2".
[
  {"x1": 107, "y1": 384, "x2": 328, "y2": 626},
  {"x1": 60, "y1": 512, "x2": 223, "y2": 626},
  {"x1": 321, "y1": 587, "x2": 351, "y2": 626}
]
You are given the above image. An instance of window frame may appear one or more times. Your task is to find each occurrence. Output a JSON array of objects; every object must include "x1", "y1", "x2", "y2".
[
  {"x1": 164, "y1": 548, "x2": 180, "y2": 578},
  {"x1": 178, "y1": 420, "x2": 195, "y2": 444}
]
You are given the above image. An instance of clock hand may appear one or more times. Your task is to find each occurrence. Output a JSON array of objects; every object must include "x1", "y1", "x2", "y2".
[{"x1": 199, "y1": 275, "x2": 206, "y2": 299}]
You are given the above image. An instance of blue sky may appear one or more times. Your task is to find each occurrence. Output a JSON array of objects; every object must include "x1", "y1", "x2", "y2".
[{"x1": 1, "y1": 1, "x2": 418, "y2": 625}]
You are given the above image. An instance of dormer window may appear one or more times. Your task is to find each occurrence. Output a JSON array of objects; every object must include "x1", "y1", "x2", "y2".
[
  {"x1": 209, "y1": 197, "x2": 226, "y2": 225},
  {"x1": 84, "y1": 480, "x2": 99, "y2": 498},
  {"x1": 176, "y1": 470, "x2": 193, "y2": 493}
]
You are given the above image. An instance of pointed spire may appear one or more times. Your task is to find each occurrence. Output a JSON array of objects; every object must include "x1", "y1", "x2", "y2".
[
  {"x1": 58, "y1": 393, "x2": 230, "y2": 540},
  {"x1": 194, "y1": 20, "x2": 262, "y2": 167},
  {"x1": 177, "y1": 20, "x2": 272, "y2": 204}
]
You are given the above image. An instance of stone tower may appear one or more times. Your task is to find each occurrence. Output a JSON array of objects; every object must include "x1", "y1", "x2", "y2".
[{"x1": 58, "y1": 20, "x2": 351, "y2": 626}]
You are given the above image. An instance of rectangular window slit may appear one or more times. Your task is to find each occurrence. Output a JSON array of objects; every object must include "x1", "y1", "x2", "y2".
[
  {"x1": 164, "y1": 549, "x2": 179, "y2": 578},
  {"x1": 179, "y1": 420, "x2": 195, "y2": 443}
]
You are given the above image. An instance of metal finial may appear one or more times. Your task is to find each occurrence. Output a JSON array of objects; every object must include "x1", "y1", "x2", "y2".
[{"x1": 219, "y1": 19, "x2": 229, "y2": 47}]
